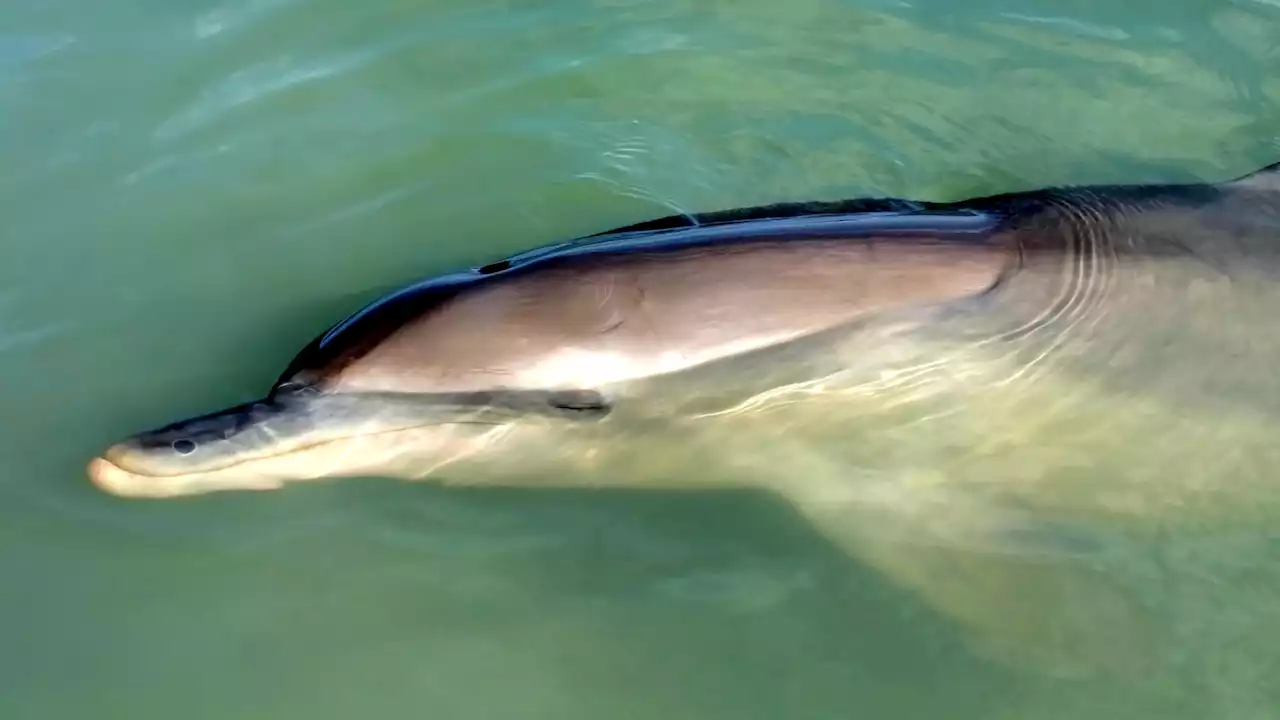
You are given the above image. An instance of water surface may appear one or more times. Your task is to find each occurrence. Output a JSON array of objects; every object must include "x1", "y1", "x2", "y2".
[{"x1": 3, "y1": 0, "x2": 1280, "y2": 717}]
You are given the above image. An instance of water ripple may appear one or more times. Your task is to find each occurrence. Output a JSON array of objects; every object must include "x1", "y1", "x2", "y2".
[
  {"x1": 154, "y1": 50, "x2": 379, "y2": 140},
  {"x1": 193, "y1": 0, "x2": 298, "y2": 40},
  {"x1": 0, "y1": 290, "x2": 72, "y2": 355},
  {"x1": 998, "y1": 12, "x2": 1131, "y2": 41},
  {"x1": 648, "y1": 563, "x2": 816, "y2": 612},
  {"x1": 0, "y1": 33, "x2": 74, "y2": 73},
  {"x1": 0, "y1": 324, "x2": 69, "y2": 354}
]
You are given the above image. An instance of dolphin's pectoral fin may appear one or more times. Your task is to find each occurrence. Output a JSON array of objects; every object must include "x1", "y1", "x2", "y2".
[
  {"x1": 833, "y1": 520, "x2": 1157, "y2": 679},
  {"x1": 774, "y1": 476, "x2": 1158, "y2": 678}
]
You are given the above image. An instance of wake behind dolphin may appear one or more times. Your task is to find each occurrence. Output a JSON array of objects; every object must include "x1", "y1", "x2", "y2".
[{"x1": 88, "y1": 160, "x2": 1280, "y2": 676}]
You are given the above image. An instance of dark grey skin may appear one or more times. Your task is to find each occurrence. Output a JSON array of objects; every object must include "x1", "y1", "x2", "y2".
[{"x1": 88, "y1": 160, "x2": 1280, "y2": 677}]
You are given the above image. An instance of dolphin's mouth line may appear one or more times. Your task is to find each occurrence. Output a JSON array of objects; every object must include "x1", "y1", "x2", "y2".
[{"x1": 103, "y1": 418, "x2": 514, "y2": 480}]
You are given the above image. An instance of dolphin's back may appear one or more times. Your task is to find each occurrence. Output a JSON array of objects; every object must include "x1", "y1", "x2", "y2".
[
  {"x1": 274, "y1": 161, "x2": 1280, "y2": 408},
  {"x1": 316, "y1": 234, "x2": 1011, "y2": 396},
  {"x1": 271, "y1": 194, "x2": 1023, "y2": 396}
]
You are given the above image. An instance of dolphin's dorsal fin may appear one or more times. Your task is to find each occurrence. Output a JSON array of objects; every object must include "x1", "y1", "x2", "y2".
[{"x1": 1228, "y1": 160, "x2": 1280, "y2": 190}]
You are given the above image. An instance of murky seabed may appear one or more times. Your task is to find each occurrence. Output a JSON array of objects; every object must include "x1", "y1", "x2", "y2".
[{"x1": 3, "y1": 0, "x2": 1280, "y2": 717}]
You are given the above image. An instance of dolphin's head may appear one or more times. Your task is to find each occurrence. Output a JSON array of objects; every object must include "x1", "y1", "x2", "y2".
[
  {"x1": 88, "y1": 398, "x2": 294, "y2": 496},
  {"x1": 86, "y1": 388, "x2": 617, "y2": 498}
]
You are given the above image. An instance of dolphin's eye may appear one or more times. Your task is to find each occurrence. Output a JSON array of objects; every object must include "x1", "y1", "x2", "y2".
[{"x1": 172, "y1": 439, "x2": 197, "y2": 455}]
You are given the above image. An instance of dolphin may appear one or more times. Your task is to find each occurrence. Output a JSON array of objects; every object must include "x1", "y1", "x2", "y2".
[{"x1": 87, "y1": 160, "x2": 1280, "y2": 675}]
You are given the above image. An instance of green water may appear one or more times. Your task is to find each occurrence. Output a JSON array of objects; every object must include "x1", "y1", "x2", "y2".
[{"x1": 4, "y1": 0, "x2": 1280, "y2": 717}]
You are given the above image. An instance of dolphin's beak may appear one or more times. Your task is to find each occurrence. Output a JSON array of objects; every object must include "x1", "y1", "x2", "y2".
[
  {"x1": 87, "y1": 455, "x2": 162, "y2": 497},
  {"x1": 84, "y1": 396, "x2": 543, "y2": 499},
  {"x1": 86, "y1": 454, "x2": 287, "y2": 498}
]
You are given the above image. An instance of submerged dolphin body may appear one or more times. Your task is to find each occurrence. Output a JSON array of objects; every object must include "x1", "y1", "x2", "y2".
[{"x1": 89, "y1": 161, "x2": 1280, "y2": 675}]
